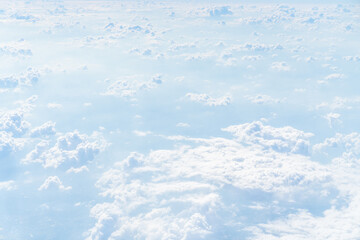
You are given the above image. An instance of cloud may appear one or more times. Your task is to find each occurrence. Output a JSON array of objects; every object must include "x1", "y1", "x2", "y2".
[
  {"x1": 86, "y1": 122, "x2": 328, "y2": 239},
  {"x1": 245, "y1": 94, "x2": 283, "y2": 104},
  {"x1": 0, "y1": 98, "x2": 36, "y2": 137},
  {"x1": 176, "y1": 122, "x2": 190, "y2": 128},
  {"x1": 223, "y1": 121, "x2": 313, "y2": 155},
  {"x1": 38, "y1": 176, "x2": 71, "y2": 191},
  {"x1": 186, "y1": 93, "x2": 231, "y2": 106},
  {"x1": 0, "y1": 41, "x2": 32, "y2": 57},
  {"x1": 271, "y1": 61, "x2": 290, "y2": 71},
  {"x1": 0, "y1": 96, "x2": 38, "y2": 154},
  {"x1": 0, "y1": 131, "x2": 24, "y2": 153},
  {"x1": 47, "y1": 103, "x2": 63, "y2": 109},
  {"x1": 103, "y1": 75, "x2": 162, "y2": 98},
  {"x1": 249, "y1": 131, "x2": 360, "y2": 240},
  {"x1": 315, "y1": 96, "x2": 360, "y2": 111},
  {"x1": 133, "y1": 130, "x2": 152, "y2": 137},
  {"x1": 66, "y1": 165, "x2": 89, "y2": 174},
  {"x1": 344, "y1": 56, "x2": 360, "y2": 62},
  {"x1": 0, "y1": 180, "x2": 16, "y2": 191},
  {"x1": 0, "y1": 67, "x2": 40, "y2": 89},
  {"x1": 323, "y1": 112, "x2": 341, "y2": 128},
  {"x1": 230, "y1": 43, "x2": 283, "y2": 52},
  {"x1": 30, "y1": 121, "x2": 56, "y2": 138},
  {"x1": 23, "y1": 130, "x2": 108, "y2": 168},
  {"x1": 325, "y1": 73, "x2": 344, "y2": 80},
  {"x1": 209, "y1": 6, "x2": 232, "y2": 17}
]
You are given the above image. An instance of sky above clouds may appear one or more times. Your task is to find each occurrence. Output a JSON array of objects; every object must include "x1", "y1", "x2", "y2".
[{"x1": 0, "y1": 0, "x2": 359, "y2": 239}]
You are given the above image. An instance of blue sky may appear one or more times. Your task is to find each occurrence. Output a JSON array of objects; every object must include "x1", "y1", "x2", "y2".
[{"x1": 0, "y1": 0, "x2": 359, "y2": 239}]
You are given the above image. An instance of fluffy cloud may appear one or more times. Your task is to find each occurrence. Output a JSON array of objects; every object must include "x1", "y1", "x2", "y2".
[
  {"x1": 0, "y1": 96, "x2": 37, "y2": 154},
  {"x1": 0, "y1": 44, "x2": 32, "y2": 57},
  {"x1": 325, "y1": 73, "x2": 344, "y2": 81},
  {"x1": 86, "y1": 122, "x2": 328, "y2": 239},
  {"x1": 271, "y1": 61, "x2": 290, "y2": 71},
  {"x1": 66, "y1": 165, "x2": 89, "y2": 174},
  {"x1": 0, "y1": 180, "x2": 16, "y2": 191},
  {"x1": 0, "y1": 67, "x2": 40, "y2": 89},
  {"x1": 23, "y1": 130, "x2": 108, "y2": 168},
  {"x1": 186, "y1": 93, "x2": 231, "y2": 106},
  {"x1": 223, "y1": 121, "x2": 313, "y2": 155},
  {"x1": 249, "y1": 131, "x2": 360, "y2": 239},
  {"x1": 209, "y1": 6, "x2": 232, "y2": 17},
  {"x1": 103, "y1": 75, "x2": 162, "y2": 98},
  {"x1": 0, "y1": 131, "x2": 24, "y2": 153},
  {"x1": 30, "y1": 121, "x2": 56, "y2": 138},
  {"x1": 245, "y1": 94, "x2": 283, "y2": 105},
  {"x1": 38, "y1": 176, "x2": 71, "y2": 191},
  {"x1": 323, "y1": 112, "x2": 341, "y2": 128}
]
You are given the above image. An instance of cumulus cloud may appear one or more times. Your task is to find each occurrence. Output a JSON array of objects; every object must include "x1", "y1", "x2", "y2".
[
  {"x1": 315, "y1": 96, "x2": 360, "y2": 111},
  {"x1": 176, "y1": 122, "x2": 190, "y2": 128},
  {"x1": 186, "y1": 93, "x2": 231, "y2": 106},
  {"x1": 0, "y1": 68, "x2": 40, "y2": 89},
  {"x1": 38, "y1": 176, "x2": 71, "y2": 191},
  {"x1": 249, "y1": 131, "x2": 360, "y2": 239},
  {"x1": 245, "y1": 94, "x2": 283, "y2": 104},
  {"x1": 103, "y1": 75, "x2": 162, "y2": 98},
  {"x1": 86, "y1": 122, "x2": 328, "y2": 239},
  {"x1": 325, "y1": 73, "x2": 344, "y2": 80},
  {"x1": 23, "y1": 130, "x2": 108, "y2": 168},
  {"x1": 0, "y1": 180, "x2": 16, "y2": 191},
  {"x1": 0, "y1": 95, "x2": 37, "y2": 154},
  {"x1": 271, "y1": 61, "x2": 290, "y2": 71},
  {"x1": 0, "y1": 45, "x2": 32, "y2": 57},
  {"x1": 0, "y1": 131, "x2": 24, "y2": 153},
  {"x1": 223, "y1": 121, "x2": 313, "y2": 155},
  {"x1": 323, "y1": 112, "x2": 341, "y2": 128},
  {"x1": 209, "y1": 6, "x2": 232, "y2": 17},
  {"x1": 30, "y1": 121, "x2": 56, "y2": 138},
  {"x1": 0, "y1": 105, "x2": 33, "y2": 137},
  {"x1": 66, "y1": 165, "x2": 89, "y2": 174},
  {"x1": 230, "y1": 43, "x2": 283, "y2": 52}
]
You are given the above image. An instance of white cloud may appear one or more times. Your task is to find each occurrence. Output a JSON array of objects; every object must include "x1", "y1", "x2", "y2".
[
  {"x1": 245, "y1": 94, "x2": 283, "y2": 104},
  {"x1": 0, "y1": 67, "x2": 40, "y2": 89},
  {"x1": 186, "y1": 93, "x2": 231, "y2": 106},
  {"x1": 23, "y1": 130, "x2": 108, "y2": 168},
  {"x1": 230, "y1": 43, "x2": 284, "y2": 52},
  {"x1": 47, "y1": 103, "x2": 63, "y2": 109},
  {"x1": 30, "y1": 121, "x2": 56, "y2": 138},
  {"x1": 176, "y1": 122, "x2": 190, "y2": 128},
  {"x1": 86, "y1": 121, "x2": 328, "y2": 239},
  {"x1": 271, "y1": 61, "x2": 290, "y2": 71},
  {"x1": 323, "y1": 112, "x2": 341, "y2": 128},
  {"x1": 0, "y1": 131, "x2": 24, "y2": 153},
  {"x1": 241, "y1": 55, "x2": 263, "y2": 61},
  {"x1": 133, "y1": 130, "x2": 152, "y2": 137},
  {"x1": 0, "y1": 96, "x2": 39, "y2": 154},
  {"x1": 315, "y1": 96, "x2": 360, "y2": 111},
  {"x1": 249, "y1": 131, "x2": 360, "y2": 240},
  {"x1": 223, "y1": 121, "x2": 313, "y2": 155},
  {"x1": 0, "y1": 98, "x2": 36, "y2": 137},
  {"x1": 38, "y1": 176, "x2": 71, "y2": 191},
  {"x1": 0, "y1": 180, "x2": 16, "y2": 191},
  {"x1": 66, "y1": 165, "x2": 89, "y2": 174},
  {"x1": 344, "y1": 56, "x2": 360, "y2": 62},
  {"x1": 325, "y1": 73, "x2": 344, "y2": 80},
  {"x1": 209, "y1": 6, "x2": 232, "y2": 17},
  {"x1": 103, "y1": 75, "x2": 162, "y2": 98},
  {"x1": 0, "y1": 43, "x2": 32, "y2": 57}
]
